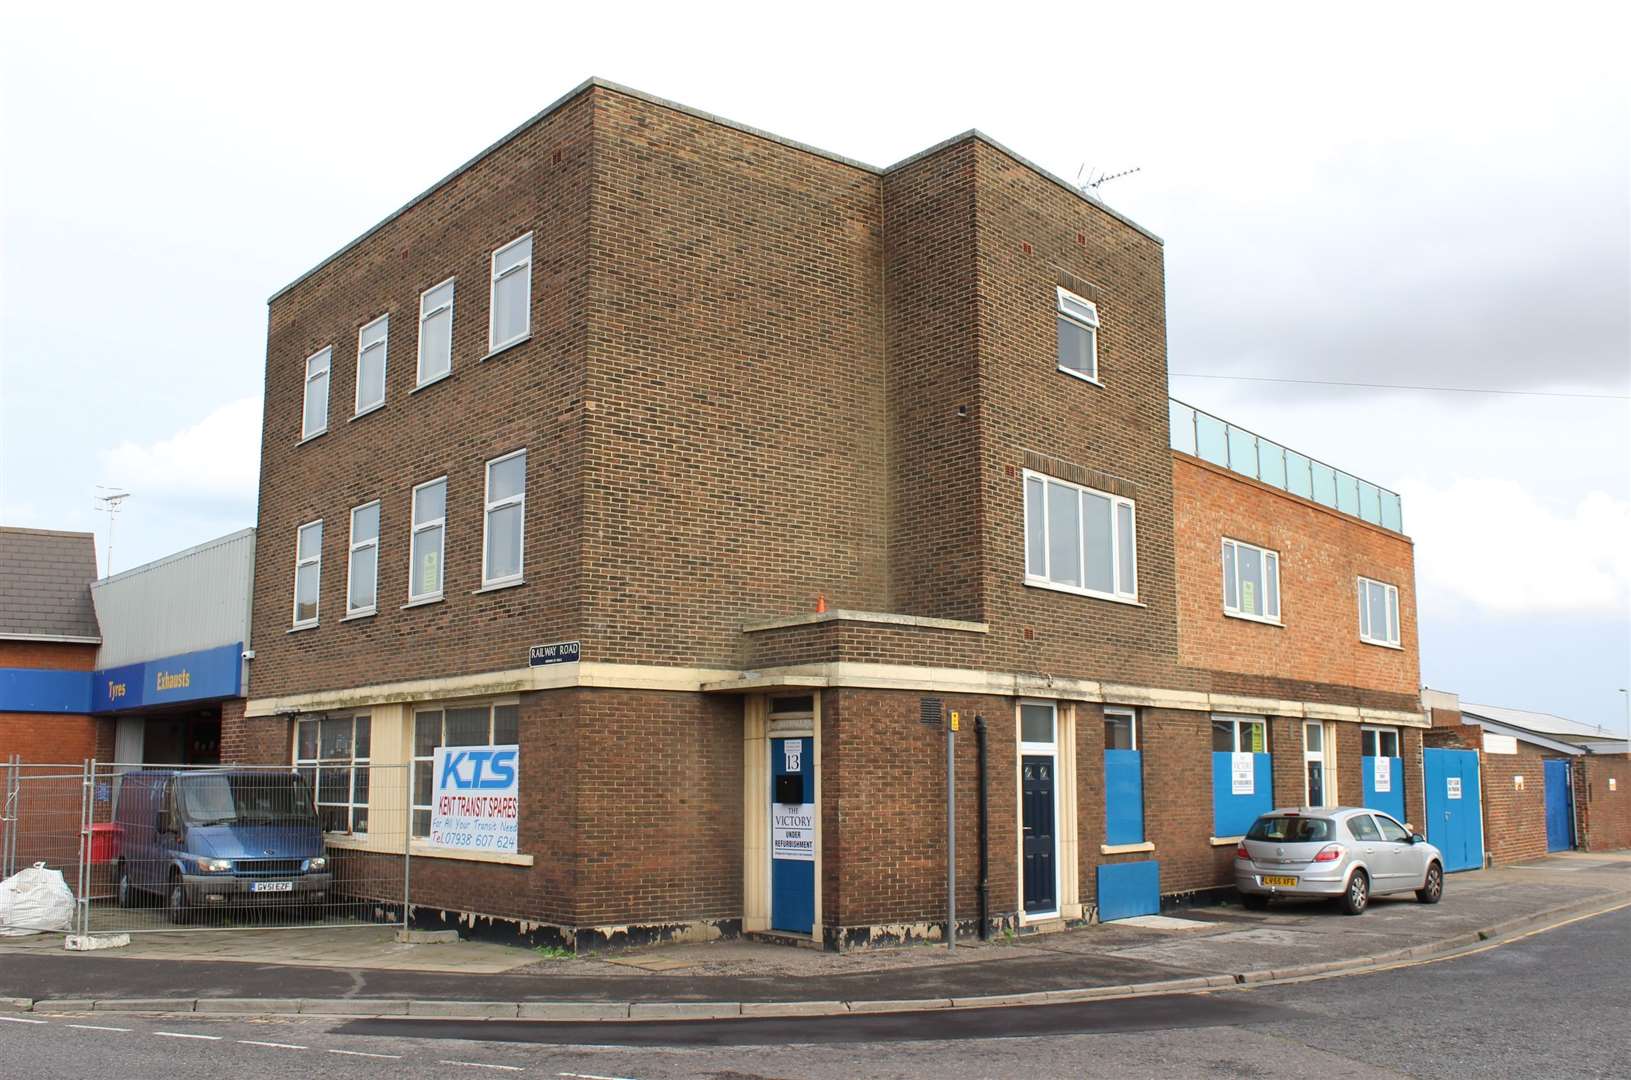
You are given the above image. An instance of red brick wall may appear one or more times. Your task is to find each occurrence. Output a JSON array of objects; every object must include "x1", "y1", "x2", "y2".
[
  {"x1": 217, "y1": 699, "x2": 284, "y2": 764},
  {"x1": 1173, "y1": 455, "x2": 1419, "y2": 699},
  {"x1": 1576, "y1": 755, "x2": 1631, "y2": 852},
  {"x1": 1480, "y1": 742, "x2": 1568, "y2": 865},
  {"x1": 0, "y1": 714, "x2": 106, "y2": 764},
  {"x1": 0, "y1": 640, "x2": 98, "y2": 671}
]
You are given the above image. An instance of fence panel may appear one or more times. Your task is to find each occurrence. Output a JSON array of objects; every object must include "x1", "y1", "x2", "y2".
[{"x1": 2, "y1": 758, "x2": 412, "y2": 936}]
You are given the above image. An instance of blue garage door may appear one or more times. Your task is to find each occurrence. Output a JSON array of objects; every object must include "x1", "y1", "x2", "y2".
[
  {"x1": 1544, "y1": 759, "x2": 1574, "y2": 853},
  {"x1": 1424, "y1": 748, "x2": 1484, "y2": 872}
]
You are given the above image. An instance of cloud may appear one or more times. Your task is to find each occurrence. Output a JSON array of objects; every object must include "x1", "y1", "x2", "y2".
[
  {"x1": 101, "y1": 397, "x2": 262, "y2": 505},
  {"x1": 1404, "y1": 476, "x2": 1630, "y2": 616}
]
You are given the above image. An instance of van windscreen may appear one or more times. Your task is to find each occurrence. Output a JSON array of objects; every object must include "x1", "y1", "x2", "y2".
[{"x1": 179, "y1": 774, "x2": 315, "y2": 827}]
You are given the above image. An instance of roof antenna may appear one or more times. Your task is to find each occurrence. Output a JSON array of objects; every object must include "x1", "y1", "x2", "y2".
[
  {"x1": 94, "y1": 486, "x2": 130, "y2": 576},
  {"x1": 1075, "y1": 163, "x2": 1143, "y2": 200}
]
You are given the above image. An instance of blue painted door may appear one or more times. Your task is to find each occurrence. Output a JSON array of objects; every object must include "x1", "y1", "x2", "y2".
[
  {"x1": 770, "y1": 737, "x2": 815, "y2": 933},
  {"x1": 1362, "y1": 754, "x2": 1406, "y2": 822},
  {"x1": 1544, "y1": 759, "x2": 1574, "y2": 852},
  {"x1": 1022, "y1": 755, "x2": 1057, "y2": 914},
  {"x1": 1424, "y1": 748, "x2": 1484, "y2": 872},
  {"x1": 1103, "y1": 749, "x2": 1144, "y2": 846}
]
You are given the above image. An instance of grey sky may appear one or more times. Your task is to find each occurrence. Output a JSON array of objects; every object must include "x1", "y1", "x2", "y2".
[{"x1": 2, "y1": 2, "x2": 1627, "y2": 730}]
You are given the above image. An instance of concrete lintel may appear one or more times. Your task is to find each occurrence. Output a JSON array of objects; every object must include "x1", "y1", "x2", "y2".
[{"x1": 742, "y1": 609, "x2": 990, "y2": 634}]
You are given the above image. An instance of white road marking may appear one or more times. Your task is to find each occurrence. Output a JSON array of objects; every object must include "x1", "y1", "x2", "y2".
[
  {"x1": 0, "y1": 1016, "x2": 48, "y2": 1025},
  {"x1": 240, "y1": 1040, "x2": 308, "y2": 1049},
  {"x1": 559, "y1": 1073, "x2": 643, "y2": 1080},
  {"x1": 154, "y1": 1031, "x2": 222, "y2": 1040},
  {"x1": 439, "y1": 1061, "x2": 525, "y2": 1072},
  {"x1": 326, "y1": 1049, "x2": 402, "y2": 1059},
  {"x1": 67, "y1": 1024, "x2": 132, "y2": 1032}
]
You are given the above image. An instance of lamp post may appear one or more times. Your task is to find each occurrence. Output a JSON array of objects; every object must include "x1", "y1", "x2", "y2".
[{"x1": 1620, "y1": 689, "x2": 1629, "y2": 744}]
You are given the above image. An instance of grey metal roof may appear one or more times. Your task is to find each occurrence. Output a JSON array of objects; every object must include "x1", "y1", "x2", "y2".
[
  {"x1": 0, "y1": 527, "x2": 101, "y2": 643},
  {"x1": 1460, "y1": 702, "x2": 1619, "y2": 742}
]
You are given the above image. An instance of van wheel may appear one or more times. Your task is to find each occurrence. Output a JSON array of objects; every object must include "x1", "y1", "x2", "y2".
[
  {"x1": 1416, "y1": 862, "x2": 1444, "y2": 904},
  {"x1": 1341, "y1": 869, "x2": 1369, "y2": 916},
  {"x1": 1241, "y1": 893, "x2": 1270, "y2": 911},
  {"x1": 166, "y1": 873, "x2": 190, "y2": 925},
  {"x1": 116, "y1": 862, "x2": 136, "y2": 908}
]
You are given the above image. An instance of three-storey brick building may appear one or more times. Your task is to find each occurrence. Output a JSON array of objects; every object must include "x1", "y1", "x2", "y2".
[{"x1": 237, "y1": 79, "x2": 1425, "y2": 949}]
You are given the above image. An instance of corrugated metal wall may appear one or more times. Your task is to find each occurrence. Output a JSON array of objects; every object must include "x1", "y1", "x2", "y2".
[{"x1": 91, "y1": 528, "x2": 255, "y2": 667}]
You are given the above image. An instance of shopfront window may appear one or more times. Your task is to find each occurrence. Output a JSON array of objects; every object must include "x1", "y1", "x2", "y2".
[{"x1": 412, "y1": 702, "x2": 519, "y2": 838}]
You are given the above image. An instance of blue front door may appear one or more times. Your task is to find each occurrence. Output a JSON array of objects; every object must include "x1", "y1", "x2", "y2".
[
  {"x1": 1424, "y1": 748, "x2": 1484, "y2": 872},
  {"x1": 770, "y1": 737, "x2": 815, "y2": 933},
  {"x1": 1544, "y1": 759, "x2": 1574, "y2": 852}
]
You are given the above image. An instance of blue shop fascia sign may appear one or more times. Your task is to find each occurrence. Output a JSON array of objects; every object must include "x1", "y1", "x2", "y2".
[{"x1": 93, "y1": 642, "x2": 242, "y2": 713}]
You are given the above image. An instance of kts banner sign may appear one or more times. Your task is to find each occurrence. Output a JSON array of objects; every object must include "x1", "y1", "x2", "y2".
[{"x1": 429, "y1": 744, "x2": 520, "y2": 853}]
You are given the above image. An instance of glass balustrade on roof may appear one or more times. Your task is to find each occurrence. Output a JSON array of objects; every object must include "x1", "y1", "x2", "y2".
[{"x1": 1168, "y1": 399, "x2": 1403, "y2": 533}]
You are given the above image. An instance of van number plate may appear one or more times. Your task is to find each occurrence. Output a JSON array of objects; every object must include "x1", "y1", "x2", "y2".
[
  {"x1": 251, "y1": 880, "x2": 294, "y2": 893},
  {"x1": 1261, "y1": 875, "x2": 1298, "y2": 888}
]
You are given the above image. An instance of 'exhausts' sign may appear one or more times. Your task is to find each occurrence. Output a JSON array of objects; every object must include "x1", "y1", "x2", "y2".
[{"x1": 430, "y1": 745, "x2": 520, "y2": 853}]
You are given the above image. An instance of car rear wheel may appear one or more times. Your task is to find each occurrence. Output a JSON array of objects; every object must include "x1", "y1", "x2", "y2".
[
  {"x1": 1341, "y1": 869, "x2": 1369, "y2": 916},
  {"x1": 1416, "y1": 861, "x2": 1444, "y2": 904},
  {"x1": 116, "y1": 862, "x2": 136, "y2": 908},
  {"x1": 1241, "y1": 893, "x2": 1270, "y2": 911}
]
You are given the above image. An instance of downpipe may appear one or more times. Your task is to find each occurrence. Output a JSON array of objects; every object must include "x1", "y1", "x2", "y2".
[{"x1": 976, "y1": 715, "x2": 990, "y2": 941}]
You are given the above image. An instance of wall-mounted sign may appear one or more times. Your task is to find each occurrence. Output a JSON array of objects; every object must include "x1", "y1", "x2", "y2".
[
  {"x1": 92, "y1": 642, "x2": 242, "y2": 713},
  {"x1": 1483, "y1": 733, "x2": 1518, "y2": 755},
  {"x1": 1374, "y1": 756, "x2": 1392, "y2": 793},
  {"x1": 772, "y1": 803, "x2": 815, "y2": 861},
  {"x1": 429, "y1": 744, "x2": 519, "y2": 853},
  {"x1": 1513, "y1": 775, "x2": 1525, "y2": 791},
  {"x1": 784, "y1": 742, "x2": 802, "y2": 772},
  {"x1": 528, "y1": 641, "x2": 581, "y2": 667},
  {"x1": 1447, "y1": 777, "x2": 1462, "y2": 800},
  {"x1": 1611, "y1": 778, "x2": 1619, "y2": 792},
  {"x1": 1231, "y1": 752, "x2": 1255, "y2": 796}
]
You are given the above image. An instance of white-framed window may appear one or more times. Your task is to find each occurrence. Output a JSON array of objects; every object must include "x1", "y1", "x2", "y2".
[
  {"x1": 488, "y1": 232, "x2": 533, "y2": 352},
  {"x1": 302, "y1": 347, "x2": 331, "y2": 439},
  {"x1": 412, "y1": 702, "x2": 520, "y2": 838},
  {"x1": 1361, "y1": 725, "x2": 1401, "y2": 758},
  {"x1": 482, "y1": 449, "x2": 526, "y2": 587},
  {"x1": 292, "y1": 519, "x2": 323, "y2": 626},
  {"x1": 409, "y1": 477, "x2": 447, "y2": 602},
  {"x1": 1358, "y1": 576, "x2": 1401, "y2": 647},
  {"x1": 1023, "y1": 470, "x2": 1137, "y2": 601},
  {"x1": 417, "y1": 277, "x2": 455, "y2": 386},
  {"x1": 296, "y1": 715, "x2": 370, "y2": 834},
  {"x1": 1056, "y1": 287, "x2": 1099, "y2": 382},
  {"x1": 1304, "y1": 720, "x2": 1330, "y2": 806},
  {"x1": 1222, "y1": 537, "x2": 1281, "y2": 623},
  {"x1": 1104, "y1": 707, "x2": 1138, "y2": 751},
  {"x1": 354, "y1": 314, "x2": 388, "y2": 415},
  {"x1": 1212, "y1": 714, "x2": 1267, "y2": 753},
  {"x1": 346, "y1": 501, "x2": 380, "y2": 616}
]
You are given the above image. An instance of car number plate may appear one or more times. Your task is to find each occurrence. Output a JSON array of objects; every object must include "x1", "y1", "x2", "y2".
[
  {"x1": 1261, "y1": 875, "x2": 1298, "y2": 887},
  {"x1": 251, "y1": 880, "x2": 294, "y2": 893}
]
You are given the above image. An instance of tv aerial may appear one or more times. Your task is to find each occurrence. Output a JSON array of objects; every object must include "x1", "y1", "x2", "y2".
[
  {"x1": 1076, "y1": 164, "x2": 1143, "y2": 199},
  {"x1": 94, "y1": 485, "x2": 131, "y2": 575}
]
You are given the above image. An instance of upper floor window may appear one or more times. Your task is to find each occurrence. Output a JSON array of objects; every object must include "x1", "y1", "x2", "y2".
[
  {"x1": 346, "y1": 501, "x2": 379, "y2": 616},
  {"x1": 293, "y1": 519, "x2": 323, "y2": 626},
  {"x1": 489, "y1": 232, "x2": 533, "y2": 353},
  {"x1": 417, "y1": 277, "x2": 455, "y2": 386},
  {"x1": 1358, "y1": 576, "x2": 1400, "y2": 647},
  {"x1": 355, "y1": 315, "x2": 388, "y2": 415},
  {"x1": 482, "y1": 450, "x2": 526, "y2": 587},
  {"x1": 409, "y1": 477, "x2": 447, "y2": 602},
  {"x1": 1056, "y1": 287, "x2": 1099, "y2": 383},
  {"x1": 1222, "y1": 538, "x2": 1280, "y2": 623},
  {"x1": 302, "y1": 347, "x2": 331, "y2": 439},
  {"x1": 1023, "y1": 470, "x2": 1136, "y2": 602}
]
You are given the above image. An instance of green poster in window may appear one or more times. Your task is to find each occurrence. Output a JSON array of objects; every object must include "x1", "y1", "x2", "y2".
[
  {"x1": 1241, "y1": 579, "x2": 1256, "y2": 614},
  {"x1": 420, "y1": 549, "x2": 439, "y2": 593},
  {"x1": 1249, "y1": 724, "x2": 1265, "y2": 753}
]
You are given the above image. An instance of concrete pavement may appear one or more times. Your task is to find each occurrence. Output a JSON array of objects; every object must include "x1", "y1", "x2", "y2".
[{"x1": 1, "y1": 852, "x2": 1625, "y2": 1020}]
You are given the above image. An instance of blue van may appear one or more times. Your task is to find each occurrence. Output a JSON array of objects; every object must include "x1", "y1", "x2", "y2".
[{"x1": 113, "y1": 769, "x2": 332, "y2": 922}]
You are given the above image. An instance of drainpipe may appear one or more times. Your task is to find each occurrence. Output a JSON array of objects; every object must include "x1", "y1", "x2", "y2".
[{"x1": 976, "y1": 715, "x2": 990, "y2": 940}]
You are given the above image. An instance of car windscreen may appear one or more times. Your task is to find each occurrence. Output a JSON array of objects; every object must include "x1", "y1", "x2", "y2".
[
  {"x1": 178, "y1": 774, "x2": 316, "y2": 827},
  {"x1": 1247, "y1": 816, "x2": 1334, "y2": 843}
]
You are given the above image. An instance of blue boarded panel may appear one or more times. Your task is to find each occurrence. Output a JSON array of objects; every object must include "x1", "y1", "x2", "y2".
[
  {"x1": 1361, "y1": 756, "x2": 1406, "y2": 822},
  {"x1": 0, "y1": 668, "x2": 92, "y2": 713},
  {"x1": 770, "y1": 736, "x2": 815, "y2": 933},
  {"x1": 1211, "y1": 752, "x2": 1273, "y2": 837},
  {"x1": 1544, "y1": 759, "x2": 1573, "y2": 852},
  {"x1": 1104, "y1": 749, "x2": 1144, "y2": 845},
  {"x1": 1097, "y1": 860, "x2": 1160, "y2": 922},
  {"x1": 1424, "y1": 748, "x2": 1483, "y2": 872}
]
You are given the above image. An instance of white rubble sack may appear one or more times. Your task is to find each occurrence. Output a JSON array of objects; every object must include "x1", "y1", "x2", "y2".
[{"x1": 0, "y1": 862, "x2": 77, "y2": 936}]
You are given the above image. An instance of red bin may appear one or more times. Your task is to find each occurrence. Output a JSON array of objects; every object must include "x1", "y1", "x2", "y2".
[{"x1": 90, "y1": 823, "x2": 121, "y2": 863}]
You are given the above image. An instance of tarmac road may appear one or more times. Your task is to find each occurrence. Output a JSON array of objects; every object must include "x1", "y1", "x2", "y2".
[{"x1": 3, "y1": 905, "x2": 1626, "y2": 1079}]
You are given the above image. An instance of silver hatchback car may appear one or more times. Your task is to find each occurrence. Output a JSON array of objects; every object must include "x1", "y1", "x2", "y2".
[{"x1": 1234, "y1": 806, "x2": 1445, "y2": 915}]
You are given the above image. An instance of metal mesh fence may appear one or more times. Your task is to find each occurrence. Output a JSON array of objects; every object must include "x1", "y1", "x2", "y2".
[{"x1": 1, "y1": 757, "x2": 410, "y2": 936}]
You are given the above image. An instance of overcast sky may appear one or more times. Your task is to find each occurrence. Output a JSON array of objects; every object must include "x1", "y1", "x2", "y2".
[{"x1": 2, "y1": 2, "x2": 1627, "y2": 732}]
